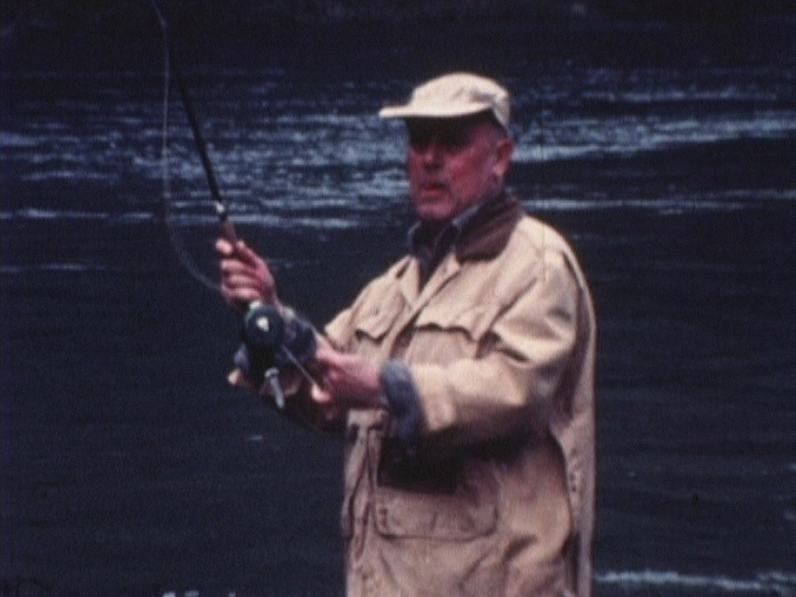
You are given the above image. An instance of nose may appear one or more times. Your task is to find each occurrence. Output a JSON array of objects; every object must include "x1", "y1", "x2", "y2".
[{"x1": 416, "y1": 136, "x2": 444, "y2": 167}]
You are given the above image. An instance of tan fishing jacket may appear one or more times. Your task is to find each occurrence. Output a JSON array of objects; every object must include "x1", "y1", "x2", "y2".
[{"x1": 323, "y1": 194, "x2": 596, "y2": 597}]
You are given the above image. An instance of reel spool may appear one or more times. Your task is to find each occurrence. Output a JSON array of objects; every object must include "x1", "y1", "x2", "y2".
[
  {"x1": 241, "y1": 302, "x2": 286, "y2": 408},
  {"x1": 242, "y1": 302, "x2": 285, "y2": 356}
]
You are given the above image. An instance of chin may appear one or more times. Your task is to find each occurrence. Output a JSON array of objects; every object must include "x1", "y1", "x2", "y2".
[
  {"x1": 417, "y1": 208, "x2": 450, "y2": 225},
  {"x1": 413, "y1": 201, "x2": 450, "y2": 223}
]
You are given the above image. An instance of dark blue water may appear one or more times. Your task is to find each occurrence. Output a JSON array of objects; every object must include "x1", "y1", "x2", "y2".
[{"x1": 2, "y1": 18, "x2": 796, "y2": 597}]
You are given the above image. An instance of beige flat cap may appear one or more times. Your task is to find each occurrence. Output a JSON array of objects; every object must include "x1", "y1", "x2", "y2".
[{"x1": 378, "y1": 72, "x2": 510, "y2": 131}]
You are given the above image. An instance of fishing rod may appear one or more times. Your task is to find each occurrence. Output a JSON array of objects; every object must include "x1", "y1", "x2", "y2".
[
  {"x1": 148, "y1": 0, "x2": 237, "y2": 244},
  {"x1": 148, "y1": 0, "x2": 319, "y2": 408}
]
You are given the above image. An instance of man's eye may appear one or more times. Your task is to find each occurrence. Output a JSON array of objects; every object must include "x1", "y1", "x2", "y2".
[
  {"x1": 439, "y1": 130, "x2": 468, "y2": 148},
  {"x1": 409, "y1": 129, "x2": 468, "y2": 151},
  {"x1": 409, "y1": 131, "x2": 433, "y2": 149}
]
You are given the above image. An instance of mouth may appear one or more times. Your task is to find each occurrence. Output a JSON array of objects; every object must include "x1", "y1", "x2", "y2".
[{"x1": 420, "y1": 180, "x2": 448, "y2": 194}]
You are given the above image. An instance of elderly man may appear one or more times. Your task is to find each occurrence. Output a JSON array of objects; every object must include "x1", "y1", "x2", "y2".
[{"x1": 217, "y1": 72, "x2": 597, "y2": 597}]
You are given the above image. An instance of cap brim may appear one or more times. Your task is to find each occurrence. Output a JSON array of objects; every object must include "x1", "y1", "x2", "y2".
[{"x1": 378, "y1": 102, "x2": 493, "y2": 120}]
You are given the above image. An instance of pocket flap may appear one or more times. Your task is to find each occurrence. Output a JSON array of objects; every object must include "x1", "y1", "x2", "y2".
[
  {"x1": 354, "y1": 297, "x2": 403, "y2": 342},
  {"x1": 415, "y1": 304, "x2": 497, "y2": 340}
]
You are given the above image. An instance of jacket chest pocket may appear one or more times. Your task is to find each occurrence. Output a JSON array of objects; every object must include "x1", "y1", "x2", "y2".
[
  {"x1": 409, "y1": 304, "x2": 499, "y2": 364},
  {"x1": 352, "y1": 295, "x2": 404, "y2": 359}
]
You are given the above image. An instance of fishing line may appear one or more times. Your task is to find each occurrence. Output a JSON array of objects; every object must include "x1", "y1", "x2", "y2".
[
  {"x1": 151, "y1": 0, "x2": 234, "y2": 292},
  {"x1": 281, "y1": 346, "x2": 317, "y2": 389},
  {"x1": 150, "y1": 0, "x2": 319, "y2": 393}
]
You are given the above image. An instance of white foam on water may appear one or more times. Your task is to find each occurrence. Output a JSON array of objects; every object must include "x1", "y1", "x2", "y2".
[
  {"x1": 0, "y1": 208, "x2": 156, "y2": 224},
  {"x1": 0, "y1": 262, "x2": 114, "y2": 275},
  {"x1": 596, "y1": 569, "x2": 796, "y2": 596}
]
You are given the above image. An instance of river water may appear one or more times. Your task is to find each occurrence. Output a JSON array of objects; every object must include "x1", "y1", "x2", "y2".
[{"x1": 2, "y1": 17, "x2": 795, "y2": 597}]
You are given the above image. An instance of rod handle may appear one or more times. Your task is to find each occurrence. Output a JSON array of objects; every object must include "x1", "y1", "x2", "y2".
[{"x1": 220, "y1": 219, "x2": 238, "y2": 244}]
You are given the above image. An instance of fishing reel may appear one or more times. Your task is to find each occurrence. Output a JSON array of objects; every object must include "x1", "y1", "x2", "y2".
[
  {"x1": 242, "y1": 302, "x2": 285, "y2": 362},
  {"x1": 239, "y1": 302, "x2": 317, "y2": 409},
  {"x1": 240, "y1": 302, "x2": 286, "y2": 408}
]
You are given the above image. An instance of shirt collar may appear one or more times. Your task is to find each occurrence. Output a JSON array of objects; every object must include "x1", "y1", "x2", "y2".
[{"x1": 408, "y1": 196, "x2": 485, "y2": 257}]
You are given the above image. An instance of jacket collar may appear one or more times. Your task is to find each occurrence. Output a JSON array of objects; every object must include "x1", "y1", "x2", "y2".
[{"x1": 455, "y1": 190, "x2": 525, "y2": 261}]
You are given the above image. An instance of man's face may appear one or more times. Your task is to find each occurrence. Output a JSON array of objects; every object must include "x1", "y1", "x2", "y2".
[{"x1": 405, "y1": 115, "x2": 513, "y2": 226}]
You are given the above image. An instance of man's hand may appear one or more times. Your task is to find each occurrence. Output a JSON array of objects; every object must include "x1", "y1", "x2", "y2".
[
  {"x1": 216, "y1": 238, "x2": 278, "y2": 312},
  {"x1": 311, "y1": 344, "x2": 382, "y2": 410}
]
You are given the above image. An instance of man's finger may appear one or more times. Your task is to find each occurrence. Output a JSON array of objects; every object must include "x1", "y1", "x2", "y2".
[
  {"x1": 215, "y1": 237, "x2": 234, "y2": 256},
  {"x1": 312, "y1": 344, "x2": 339, "y2": 367},
  {"x1": 233, "y1": 240, "x2": 264, "y2": 268},
  {"x1": 311, "y1": 383, "x2": 333, "y2": 405}
]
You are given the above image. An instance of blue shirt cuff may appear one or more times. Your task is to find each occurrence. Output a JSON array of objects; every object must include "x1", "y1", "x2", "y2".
[{"x1": 380, "y1": 360, "x2": 423, "y2": 446}]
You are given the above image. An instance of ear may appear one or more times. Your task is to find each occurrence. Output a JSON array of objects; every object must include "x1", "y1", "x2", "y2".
[{"x1": 492, "y1": 137, "x2": 515, "y2": 179}]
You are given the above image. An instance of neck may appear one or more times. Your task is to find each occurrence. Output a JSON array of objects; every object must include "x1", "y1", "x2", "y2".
[{"x1": 421, "y1": 185, "x2": 505, "y2": 237}]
